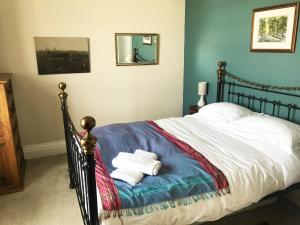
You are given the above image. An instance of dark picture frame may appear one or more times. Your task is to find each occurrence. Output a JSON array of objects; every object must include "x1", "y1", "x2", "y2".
[
  {"x1": 34, "y1": 37, "x2": 91, "y2": 75},
  {"x1": 250, "y1": 2, "x2": 299, "y2": 53}
]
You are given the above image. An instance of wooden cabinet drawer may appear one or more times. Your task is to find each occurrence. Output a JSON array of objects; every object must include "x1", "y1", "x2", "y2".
[
  {"x1": 0, "y1": 144, "x2": 9, "y2": 186},
  {"x1": 0, "y1": 74, "x2": 25, "y2": 195}
]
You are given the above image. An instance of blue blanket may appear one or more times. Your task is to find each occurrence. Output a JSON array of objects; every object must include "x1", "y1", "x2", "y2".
[{"x1": 92, "y1": 121, "x2": 229, "y2": 214}]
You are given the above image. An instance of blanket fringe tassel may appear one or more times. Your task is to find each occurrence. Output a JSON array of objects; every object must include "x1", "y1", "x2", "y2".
[{"x1": 100, "y1": 188, "x2": 230, "y2": 222}]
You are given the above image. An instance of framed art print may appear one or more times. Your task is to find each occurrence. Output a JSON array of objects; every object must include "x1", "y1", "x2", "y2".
[
  {"x1": 142, "y1": 35, "x2": 152, "y2": 45},
  {"x1": 250, "y1": 2, "x2": 299, "y2": 52},
  {"x1": 34, "y1": 37, "x2": 90, "y2": 75}
]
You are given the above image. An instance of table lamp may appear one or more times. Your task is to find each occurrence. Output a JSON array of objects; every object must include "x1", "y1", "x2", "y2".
[{"x1": 198, "y1": 82, "x2": 208, "y2": 107}]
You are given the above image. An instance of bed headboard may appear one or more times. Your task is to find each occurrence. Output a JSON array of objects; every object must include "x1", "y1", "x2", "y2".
[{"x1": 216, "y1": 61, "x2": 300, "y2": 124}]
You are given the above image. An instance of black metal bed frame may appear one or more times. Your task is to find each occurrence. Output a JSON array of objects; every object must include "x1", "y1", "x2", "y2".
[
  {"x1": 58, "y1": 83, "x2": 99, "y2": 225},
  {"x1": 216, "y1": 61, "x2": 300, "y2": 124},
  {"x1": 58, "y1": 61, "x2": 300, "y2": 225},
  {"x1": 216, "y1": 61, "x2": 300, "y2": 199}
]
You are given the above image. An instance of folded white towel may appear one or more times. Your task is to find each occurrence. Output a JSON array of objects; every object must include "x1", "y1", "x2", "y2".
[
  {"x1": 134, "y1": 149, "x2": 158, "y2": 160},
  {"x1": 110, "y1": 168, "x2": 144, "y2": 186},
  {"x1": 112, "y1": 152, "x2": 161, "y2": 176}
]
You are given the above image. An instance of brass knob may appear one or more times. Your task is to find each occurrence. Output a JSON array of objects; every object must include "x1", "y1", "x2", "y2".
[
  {"x1": 58, "y1": 82, "x2": 66, "y2": 91},
  {"x1": 80, "y1": 116, "x2": 96, "y2": 132},
  {"x1": 80, "y1": 116, "x2": 96, "y2": 155}
]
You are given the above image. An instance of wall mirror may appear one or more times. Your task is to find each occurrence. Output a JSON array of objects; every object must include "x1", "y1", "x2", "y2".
[{"x1": 115, "y1": 33, "x2": 159, "y2": 66}]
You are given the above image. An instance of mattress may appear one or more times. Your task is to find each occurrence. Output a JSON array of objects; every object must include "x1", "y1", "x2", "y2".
[{"x1": 98, "y1": 114, "x2": 300, "y2": 225}]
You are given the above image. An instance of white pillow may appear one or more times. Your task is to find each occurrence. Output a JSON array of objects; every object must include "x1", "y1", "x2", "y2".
[
  {"x1": 236, "y1": 115, "x2": 300, "y2": 154},
  {"x1": 194, "y1": 102, "x2": 255, "y2": 122}
]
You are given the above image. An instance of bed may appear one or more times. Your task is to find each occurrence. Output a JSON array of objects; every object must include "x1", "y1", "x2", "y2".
[{"x1": 58, "y1": 61, "x2": 300, "y2": 225}]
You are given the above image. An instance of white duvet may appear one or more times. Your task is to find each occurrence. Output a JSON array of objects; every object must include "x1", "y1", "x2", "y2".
[{"x1": 100, "y1": 114, "x2": 300, "y2": 225}]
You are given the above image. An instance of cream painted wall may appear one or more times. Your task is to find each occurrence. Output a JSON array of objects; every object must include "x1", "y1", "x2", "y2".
[
  {"x1": 0, "y1": 0, "x2": 185, "y2": 147},
  {"x1": 34, "y1": 37, "x2": 89, "y2": 51}
]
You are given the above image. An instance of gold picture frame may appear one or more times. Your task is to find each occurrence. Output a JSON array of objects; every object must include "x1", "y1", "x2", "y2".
[{"x1": 115, "y1": 33, "x2": 159, "y2": 66}]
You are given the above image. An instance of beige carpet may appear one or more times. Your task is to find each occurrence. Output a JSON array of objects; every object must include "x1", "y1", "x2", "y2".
[
  {"x1": 0, "y1": 154, "x2": 299, "y2": 225},
  {"x1": 0, "y1": 155, "x2": 82, "y2": 225}
]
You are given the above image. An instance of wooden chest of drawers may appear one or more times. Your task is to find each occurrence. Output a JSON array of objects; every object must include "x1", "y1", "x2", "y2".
[{"x1": 0, "y1": 74, "x2": 25, "y2": 195}]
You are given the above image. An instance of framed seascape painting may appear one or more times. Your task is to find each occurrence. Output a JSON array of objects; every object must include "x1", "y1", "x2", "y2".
[
  {"x1": 34, "y1": 37, "x2": 90, "y2": 75},
  {"x1": 250, "y1": 2, "x2": 299, "y2": 52}
]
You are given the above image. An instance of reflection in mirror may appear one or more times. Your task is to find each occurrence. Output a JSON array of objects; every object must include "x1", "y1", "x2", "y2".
[{"x1": 115, "y1": 33, "x2": 159, "y2": 66}]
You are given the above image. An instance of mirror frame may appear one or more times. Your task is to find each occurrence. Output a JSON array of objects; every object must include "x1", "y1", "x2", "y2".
[{"x1": 115, "y1": 33, "x2": 160, "y2": 66}]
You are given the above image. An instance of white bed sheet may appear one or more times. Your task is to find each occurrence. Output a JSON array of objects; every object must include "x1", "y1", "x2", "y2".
[{"x1": 99, "y1": 115, "x2": 300, "y2": 225}]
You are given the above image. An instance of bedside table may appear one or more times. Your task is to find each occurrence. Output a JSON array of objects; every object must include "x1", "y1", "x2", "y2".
[{"x1": 189, "y1": 105, "x2": 200, "y2": 114}]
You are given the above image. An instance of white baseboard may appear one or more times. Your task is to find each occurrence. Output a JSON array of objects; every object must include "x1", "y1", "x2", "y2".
[{"x1": 23, "y1": 140, "x2": 66, "y2": 159}]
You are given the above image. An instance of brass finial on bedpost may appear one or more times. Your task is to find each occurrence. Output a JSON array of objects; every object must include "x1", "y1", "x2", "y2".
[
  {"x1": 217, "y1": 61, "x2": 226, "y2": 102},
  {"x1": 80, "y1": 116, "x2": 97, "y2": 155},
  {"x1": 58, "y1": 82, "x2": 68, "y2": 109},
  {"x1": 58, "y1": 82, "x2": 75, "y2": 189},
  {"x1": 80, "y1": 116, "x2": 99, "y2": 224},
  {"x1": 217, "y1": 61, "x2": 225, "y2": 81}
]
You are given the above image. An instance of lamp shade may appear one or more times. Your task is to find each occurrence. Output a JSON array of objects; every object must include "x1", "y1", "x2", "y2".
[{"x1": 198, "y1": 82, "x2": 207, "y2": 96}]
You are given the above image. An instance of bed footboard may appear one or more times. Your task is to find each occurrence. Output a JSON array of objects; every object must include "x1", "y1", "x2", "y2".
[{"x1": 58, "y1": 83, "x2": 99, "y2": 225}]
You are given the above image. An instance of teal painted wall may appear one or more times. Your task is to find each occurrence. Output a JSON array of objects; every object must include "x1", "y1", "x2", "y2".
[
  {"x1": 184, "y1": 0, "x2": 300, "y2": 115},
  {"x1": 132, "y1": 36, "x2": 156, "y2": 62}
]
